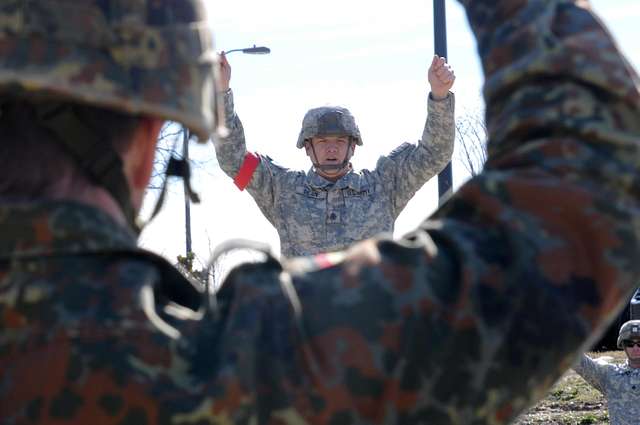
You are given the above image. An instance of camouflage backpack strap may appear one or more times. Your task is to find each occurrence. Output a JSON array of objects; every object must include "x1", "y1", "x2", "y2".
[
  {"x1": 119, "y1": 248, "x2": 206, "y2": 339},
  {"x1": 202, "y1": 239, "x2": 302, "y2": 320}
]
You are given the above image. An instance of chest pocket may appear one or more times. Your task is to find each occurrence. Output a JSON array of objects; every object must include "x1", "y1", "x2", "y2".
[
  {"x1": 278, "y1": 186, "x2": 326, "y2": 244},
  {"x1": 628, "y1": 373, "x2": 640, "y2": 392},
  {"x1": 343, "y1": 184, "x2": 392, "y2": 241}
]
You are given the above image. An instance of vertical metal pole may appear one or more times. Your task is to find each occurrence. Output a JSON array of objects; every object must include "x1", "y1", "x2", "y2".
[
  {"x1": 182, "y1": 127, "x2": 192, "y2": 255},
  {"x1": 434, "y1": 0, "x2": 453, "y2": 206}
]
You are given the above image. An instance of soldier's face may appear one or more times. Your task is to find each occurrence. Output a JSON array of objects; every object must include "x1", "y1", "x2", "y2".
[
  {"x1": 305, "y1": 136, "x2": 354, "y2": 169},
  {"x1": 623, "y1": 339, "x2": 640, "y2": 360}
]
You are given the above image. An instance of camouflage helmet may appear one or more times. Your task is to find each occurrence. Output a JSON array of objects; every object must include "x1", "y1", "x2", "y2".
[
  {"x1": 296, "y1": 106, "x2": 363, "y2": 148},
  {"x1": 617, "y1": 320, "x2": 640, "y2": 349},
  {"x1": 0, "y1": 0, "x2": 222, "y2": 141},
  {"x1": 0, "y1": 0, "x2": 223, "y2": 232}
]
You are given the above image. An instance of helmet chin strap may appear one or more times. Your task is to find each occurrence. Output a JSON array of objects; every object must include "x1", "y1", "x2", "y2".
[
  {"x1": 36, "y1": 103, "x2": 200, "y2": 235},
  {"x1": 309, "y1": 139, "x2": 353, "y2": 176}
]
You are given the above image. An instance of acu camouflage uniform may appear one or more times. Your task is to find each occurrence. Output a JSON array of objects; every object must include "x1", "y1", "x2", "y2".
[
  {"x1": 214, "y1": 89, "x2": 455, "y2": 257},
  {"x1": 573, "y1": 354, "x2": 640, "y2": 425},
  {"x1": 2, "y1": 0, "x2": 640, "y2": 424}
]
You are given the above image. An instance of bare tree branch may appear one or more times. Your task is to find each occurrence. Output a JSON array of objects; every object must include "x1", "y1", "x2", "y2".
[
  {"x1": 148, "y1": 122, "x2": 220, "y2": 191},
  {"x1": 455, "y1": 111, "x2": 488, "y2": 177},
  {"x1": 148, "y1": 122, "x2": 184, "y2": 190}
]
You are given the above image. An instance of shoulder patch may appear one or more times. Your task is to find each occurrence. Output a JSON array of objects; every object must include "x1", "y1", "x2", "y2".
[
  {"x1": 261, "y1": 154, "x2": 289, "y2": 174},
  {"x1": 387, "y1": 142, "x2": 413, "y2": 159}
]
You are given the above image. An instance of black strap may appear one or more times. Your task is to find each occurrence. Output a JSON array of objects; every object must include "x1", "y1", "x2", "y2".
[
  {"x1": 146, "y1": 153, "x2": 201, "y2": 227},
  {"x1": 35, "y1": 104, "x2": 202, "y2": 234},
  {"x1": 166, "y1": 156, "x2": 200, "y2": 203},
  {"x1": 35, "y1": 104, "x2": 138, "y2": 232}
]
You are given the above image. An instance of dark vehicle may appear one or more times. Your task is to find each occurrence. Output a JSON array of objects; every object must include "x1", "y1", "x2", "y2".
[
  {"x1": 631, "y1": 287, "x2": 640, "y2": 320},
  {"x1": 592, "y1": 287, "x2": 640, "y2": 350}
]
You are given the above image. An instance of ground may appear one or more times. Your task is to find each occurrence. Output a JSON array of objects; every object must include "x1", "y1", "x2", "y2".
[{"x1": 513, "y1": 351, "x2": 626, "y2": 424}]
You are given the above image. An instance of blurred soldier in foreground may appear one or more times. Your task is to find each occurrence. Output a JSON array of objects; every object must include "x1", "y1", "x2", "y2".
[
  {"x1": 573, "y1": 321, "x2": 640, "y2": 425},
  {"x1": 215, "y1": 53, "x2": 455, "y2": 257},
  {"x1": 1, "y1": 1, "x2": 639, "y2": 424}
]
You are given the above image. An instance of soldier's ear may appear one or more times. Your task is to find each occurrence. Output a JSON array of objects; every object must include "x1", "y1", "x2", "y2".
[
  {"x1": 124, "y1": 117, "x2": 164, "y2": 193},
  {"x1": 121, "y1": 117, "x2": 165, "y2": 216}
]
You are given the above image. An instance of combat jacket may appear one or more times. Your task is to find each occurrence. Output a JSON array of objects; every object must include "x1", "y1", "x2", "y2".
[
  {"x1": 214, "y1": 89, "x2": 455, "y2": 257},
  {"x1": 573, "y1": 355, "x2": 640, "y2": 425},
  {"x1": 2, "y1": 1, "x2": 640, "y2": 424}
]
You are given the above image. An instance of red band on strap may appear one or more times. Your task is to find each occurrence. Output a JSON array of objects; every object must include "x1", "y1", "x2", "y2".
[
  {"x1": 234, "y1": 152, "x2": 260, "y2": 191},
  {"x1": 315, "y1": 253, "x2": 334, "y2": 269}
]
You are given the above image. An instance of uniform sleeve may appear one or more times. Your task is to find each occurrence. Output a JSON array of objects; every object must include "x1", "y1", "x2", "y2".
[
  {"x1": 375, "y1": 94, "x2": 455, "y2": 217},
  {"x1": 274, "y1": 1, "x2": 640, "y2": 423},
  {"x1": 573, "y1": 354, "x2": 608, "y2": 394},
  {"x1": 212, "y1": 89, "x2": 250, "y2": 179},
  {"x1": 212, "y1": 89, "x2": 283, "y2": 223}
]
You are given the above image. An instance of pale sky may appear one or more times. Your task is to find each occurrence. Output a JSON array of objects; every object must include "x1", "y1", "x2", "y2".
[{"x1": 139, "y1": 0, "x2": 640, "y2": 271}]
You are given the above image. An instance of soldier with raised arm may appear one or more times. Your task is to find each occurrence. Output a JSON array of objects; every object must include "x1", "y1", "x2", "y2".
[
  {"x1": 1, "y1": 0, "x2": 639, "y2": 424},
  {"x1": 573, "y1": 321, "x2": 640, "y2": 425},
  {"x1": 215, "y1": 53, "x2": 455, "y2": 257}
]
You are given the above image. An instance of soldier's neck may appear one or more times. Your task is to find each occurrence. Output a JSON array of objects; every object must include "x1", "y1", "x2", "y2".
[
  {"x1": 51, "y1": 183, "x2": 129, "y2": 230},
  {"x1": 314, "y1": 164, "x2": 352, "y2": 182},
  {"x1": 627, "y1": 357, "x2": 640, "y2": 369}
]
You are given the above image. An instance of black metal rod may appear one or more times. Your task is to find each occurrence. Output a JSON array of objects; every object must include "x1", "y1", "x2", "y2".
[
  {"x1": 223, "y1": 45, "x2": 271, "y2": 55},
  {"x1": 434, "y1": 0, "x2": 453, "y2": 206},
  {"x1": 434, "y1": 0, "x2": 448, "y2": 59},
  {"x1": 183, "y1": 127, "x2": 192, "y2": 255}
]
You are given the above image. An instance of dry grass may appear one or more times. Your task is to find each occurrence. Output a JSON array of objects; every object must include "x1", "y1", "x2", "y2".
[{"x1": 513, "y1": 351, "x2": 627, "y2": 424}]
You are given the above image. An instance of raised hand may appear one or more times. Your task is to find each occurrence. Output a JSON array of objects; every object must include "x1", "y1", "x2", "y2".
[
  {"x1": 428, "y1": 55, "x2": 455, "y2": 100},
  {"x1": 218, "y1": 52, "x2": 231, "y2": 92}
]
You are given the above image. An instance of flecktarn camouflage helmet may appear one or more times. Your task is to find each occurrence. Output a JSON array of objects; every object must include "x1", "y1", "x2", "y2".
[
  {"x1": 617, "y1": 320, "x2": 640, "y2": 348},
  {"x1": 0, "y1": 0, "x2": 222, "y2": 141},
  {"x1": 296, "y1": 106, "x2": 363, "y2": 148},
  {"x1": 0, "y1": 0, "x2": 222, "y2": 231}
]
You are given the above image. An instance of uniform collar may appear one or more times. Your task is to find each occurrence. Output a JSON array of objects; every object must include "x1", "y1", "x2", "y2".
[
  {"x1": 0, "y1": 200, "x2": 137, "y2": 260},
  {"x1": 623, "y1": 359, "x2": 640, "y2": 371},
  {"x1": 305, "y1": 166, "x2": 365, "y2": 191},
  {"x1": 0, "y1": 200, "x2": 205, "y2": 314}
]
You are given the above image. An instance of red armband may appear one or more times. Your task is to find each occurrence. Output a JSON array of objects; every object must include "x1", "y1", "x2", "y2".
[
  {"x1": 313, "y1": 252, "x2": 345, "y2": 269},
  {"x1": 233, "y1": 152, "x2": 260, "y2": 191}
]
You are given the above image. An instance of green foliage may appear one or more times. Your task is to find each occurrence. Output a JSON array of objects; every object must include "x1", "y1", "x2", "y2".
[
  {"x1": 578, "y1": 414, "x2": 599, "y2": 424},
  {"x1": 176, "y1": 251, "x2": 209, "y2": 285},
  {"x1": 176, "y1": 251, "x2": 195, "y2": 270},
  {"x1": 550, "y1": 386, "x2": 579, "y2": 401},
  {"x1": 514, "y1": 351, "x2": 624, "y2": 424}
]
